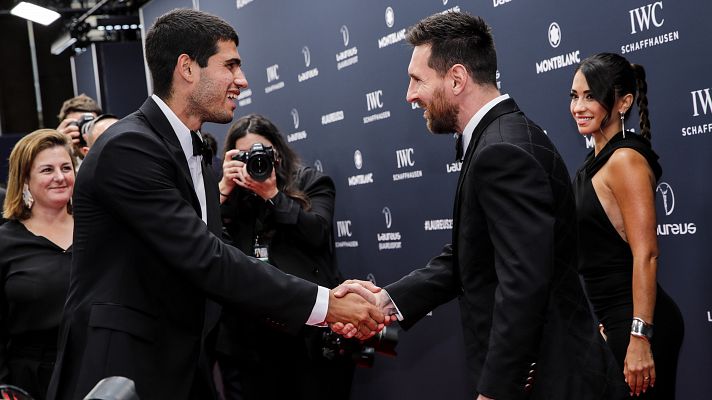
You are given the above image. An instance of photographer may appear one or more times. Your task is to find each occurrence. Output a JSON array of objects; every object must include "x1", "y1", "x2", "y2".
[
  {"x1": 216, "y1": 114, "x2": 354, "y2": 400},
  {"x1": 55, "y1": 94, "x2": 102, "y2": 164}
]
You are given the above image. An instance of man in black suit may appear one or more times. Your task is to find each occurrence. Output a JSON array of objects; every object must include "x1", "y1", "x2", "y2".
[
  {"x1": 47, "y1": 9, "x2": 384, "y2": 400},
  {"x1": 335, "y1": 12, "x2": 627, "y2": 400}
]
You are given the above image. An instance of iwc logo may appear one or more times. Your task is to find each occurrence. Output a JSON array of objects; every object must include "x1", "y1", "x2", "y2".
[
  {"x1": 264, "y1": 64, "x2": 285, "y2": 94},
  {"x1": 363, "y1": 89, "x2": 391, "y2": 124},
  {"x1": 621, "y1": 1, "x2": 680, "y2": 54},
  {"x1": 393, "y1": 148, "x2": 423, "y2": 182},
  {"x1": 335, "y1": 219, "x2": 358, "y2": 248},
  {"x1": 682, "y1": 87, "x2": 712, "y2": 137}
]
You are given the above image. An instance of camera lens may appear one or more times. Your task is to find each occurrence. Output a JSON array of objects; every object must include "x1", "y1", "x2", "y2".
[{"x1": 246, "y1": 154, "x2": 272, "y2": 181}]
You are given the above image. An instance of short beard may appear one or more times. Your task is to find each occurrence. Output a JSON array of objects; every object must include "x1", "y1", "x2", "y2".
[
  {"x1": 188, "y1": 76, "x2": 233, "y2": 124},
  {"x1": 425, "y1": 87, "x2": 459, "y2": 134}
]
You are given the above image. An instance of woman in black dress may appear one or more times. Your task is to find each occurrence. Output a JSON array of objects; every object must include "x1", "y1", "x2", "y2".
[
  {"x1": 0, "y1": 130, "x2": 75, "y2": 399},
  {"x1": 214, "y1": 114, "x2": 354, "y2": 400},
  {"x1": 570, "y1": 53, "x2": 684, "y2": 398}
]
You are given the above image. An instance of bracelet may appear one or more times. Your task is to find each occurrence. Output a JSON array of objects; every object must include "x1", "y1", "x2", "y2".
[
  {"x1": 630, "y1": 317, "x2": 654, "y2": 341},
  {"x1": 220, "y1": 192, "x2": 230, "y2": 197}
]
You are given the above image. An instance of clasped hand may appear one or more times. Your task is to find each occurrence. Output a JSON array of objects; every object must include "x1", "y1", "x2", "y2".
[{"x1": 326, "y1": 280, "x2": 398, "y2": 340}]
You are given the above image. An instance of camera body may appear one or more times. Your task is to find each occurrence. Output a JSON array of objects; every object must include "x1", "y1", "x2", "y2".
[
  {"x1": 68, "y1": 112, "x2": 96, "y2": 147},
  {"x1": 321, "y1": 325, "x2": 398, "y2": 368},
  {"x1": 232, "y1": 143, "x2": 276, "y2": 181}
]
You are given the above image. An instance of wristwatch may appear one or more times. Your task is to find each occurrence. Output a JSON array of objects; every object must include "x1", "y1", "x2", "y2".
[{"x1": 630, "y1": 317, "x2": 654, "y2": 341}]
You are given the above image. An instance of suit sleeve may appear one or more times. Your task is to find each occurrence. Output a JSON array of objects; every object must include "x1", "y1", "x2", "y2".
[
  {"x1": 472, "y1": 143, "x2": 554, "y2": 398},
  {"x1": 385, "y1": 244, "x2": 459, "y2": 329},
  {"x1": 93, "y1": 131, "x2": 317, "y2": 332}
]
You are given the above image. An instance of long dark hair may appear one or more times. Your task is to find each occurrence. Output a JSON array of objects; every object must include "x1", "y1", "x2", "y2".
[
  {"x1": 575, "y1": 53, "x2": 651, "y2": 141},
  {"x1": 223, "y1": 114, "x2": 310, "y2": 209}
]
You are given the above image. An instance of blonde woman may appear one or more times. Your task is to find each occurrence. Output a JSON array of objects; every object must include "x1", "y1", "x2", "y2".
[{"x1": 0, "y1": 130, "x2": 75, "y2": 399}]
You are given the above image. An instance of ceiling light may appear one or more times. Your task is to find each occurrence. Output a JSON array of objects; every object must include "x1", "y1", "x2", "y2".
[{"x1": 10, "y1": 1, "x2": 60, "y2": 26}]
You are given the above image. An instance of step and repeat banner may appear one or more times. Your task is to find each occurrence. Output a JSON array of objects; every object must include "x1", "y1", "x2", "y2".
[{"x1": 139, "y1": 1, "x2": 710, "y2": 398}]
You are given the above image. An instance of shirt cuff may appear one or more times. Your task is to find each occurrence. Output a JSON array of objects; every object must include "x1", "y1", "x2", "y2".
[
  {"x1": 383, "y1": 289, "x2": 405, "y2": 321},
  {"x1": 306, "y1": 285, "x2": 330, "y2": 326}
]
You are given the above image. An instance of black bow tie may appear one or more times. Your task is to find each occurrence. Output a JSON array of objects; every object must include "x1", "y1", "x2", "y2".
[
  {"x1": 455, "y1": 133, "x2": 464, "y2": 162},
  {"x1": 190, "y1": 130, "x2": 212, "y2": 165}
]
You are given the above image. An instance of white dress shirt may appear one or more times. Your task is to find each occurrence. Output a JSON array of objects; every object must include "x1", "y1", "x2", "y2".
[
  {"x1": 152, "y1": 94, "x2": 208, "y2": 224},
  {"x1": 460, "y1": 93, "x2": 510, "y2": 154}
]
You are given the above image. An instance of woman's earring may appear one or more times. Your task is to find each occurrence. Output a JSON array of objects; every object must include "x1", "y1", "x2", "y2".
[
  {"x1": 620, "y1": 111, "x2": 626, "y2": 138},
  {"x1": 22, "y1": 183, "x2": 34, "y2": 209}
]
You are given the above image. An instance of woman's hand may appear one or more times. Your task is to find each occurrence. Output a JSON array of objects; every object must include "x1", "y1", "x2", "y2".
[
  {"x1": 623, "y1": 336, "x2": 655, "y2": 396},
  {"x1": 235, "y1": 167, "x2": 278, "y2": 201},
  {"x1": 219, "y1": 149, "x2": 244, "y2": 197}
]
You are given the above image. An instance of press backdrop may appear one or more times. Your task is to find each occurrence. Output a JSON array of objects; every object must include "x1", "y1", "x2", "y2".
[{"x1": 125, "y1": 1, "x2": 711, "y2": 398}]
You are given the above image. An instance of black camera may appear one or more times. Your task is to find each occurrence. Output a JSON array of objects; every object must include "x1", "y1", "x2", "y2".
[
  {"x1": 231, "y1": 143, "x2": 276, "y2": 182},
  {"x1": 321, "y1": 325, "x2": 399, "y2": 368},
  {"x1": 68, "y1": 112, "x2": 96, "y2": 147}
]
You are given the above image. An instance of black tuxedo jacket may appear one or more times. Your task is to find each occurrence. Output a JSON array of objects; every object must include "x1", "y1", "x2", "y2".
[
  {"x1": 47, "y1": 98, "x2": 318, "y2": 400},
  {"x1": 387, "y1": 99, "x2": 627, "y2": 400}
]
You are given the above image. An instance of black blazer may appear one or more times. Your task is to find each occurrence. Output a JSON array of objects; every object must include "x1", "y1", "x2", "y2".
[
  {"x1": 47, "y1": 98, "x2": 318, "y2": 400},
  {"x1": 386, "y1": 99, "x2": 627, "y2": 400}
]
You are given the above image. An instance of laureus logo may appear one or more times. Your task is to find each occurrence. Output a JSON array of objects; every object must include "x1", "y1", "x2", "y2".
[
  {"x1": 354, "y1": 150, "x2": 363, "y2": 170},
  {"x1": 366, "y1": 273, "x2": 377, "y2": 285},
  {"x1": 656, "y1": 182, "x2": 675, "y2": 216},
  {"x1": 301, "y1": 46, "x2": 311, "y2": 68},
  {"x1": 382, "y1": 206, "x2": 392, "y2": 229},
  {"x1": 548, "y1": 22, "x2": 561, "y2": 48},
  {"x1": 290, "y1": 108, "x2": 299, "y2": 130},
  {"x1": 385, "y1": 6, "x2": 395, "y2": 28},
  {"x1": 313, "y1": 159, "x2": 323, "y2": 173},
  {"x1": 442, "y1": 0, "x2": 449, "y2": 5},
  {"x1": 340, "y1": 25, "x2": 350, "y2": 47}
]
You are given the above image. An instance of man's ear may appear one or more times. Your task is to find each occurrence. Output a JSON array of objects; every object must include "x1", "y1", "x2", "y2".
[
  {"x1": 176, "y1": 54, "x2": 196, "y2": 83},
  {"x1": 449, "y1": 64, "x2": 468, "y2": 95},
  {"x1": 80, "y1": 146, "x2": 90, "y2": 157}
]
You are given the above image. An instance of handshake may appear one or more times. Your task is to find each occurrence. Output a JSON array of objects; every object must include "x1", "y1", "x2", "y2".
[{"x1": 325, "y1": 280, "x2": 399, "y2": 340}]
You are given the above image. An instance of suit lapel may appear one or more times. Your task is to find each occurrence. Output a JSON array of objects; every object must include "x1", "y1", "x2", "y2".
[
  {"x1": 451, "y1": 98, "x2": 520, "y2": 249},
  {"x1": 139, "y1": 98, "x2": 201, "y2": 211}
]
